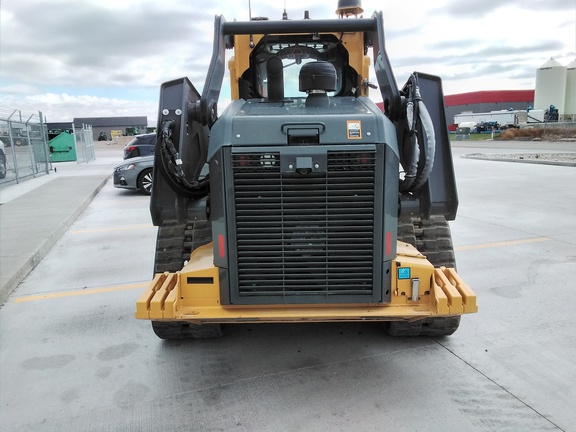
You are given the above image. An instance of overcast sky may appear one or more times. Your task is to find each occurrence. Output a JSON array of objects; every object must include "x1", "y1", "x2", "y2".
[{"x1": 1, "y1": 0, "x2": 575, "y2": 123}]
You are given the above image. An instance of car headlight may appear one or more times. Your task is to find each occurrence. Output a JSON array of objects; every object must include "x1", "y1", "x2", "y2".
[{"x1": 117, "y1": 163, "x2": 137, "y2": 172}]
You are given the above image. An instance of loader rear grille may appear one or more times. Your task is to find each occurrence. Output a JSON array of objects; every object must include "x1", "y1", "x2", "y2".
[{"x1": 231, "y1": 150, "x2": 377, "y2": 301}]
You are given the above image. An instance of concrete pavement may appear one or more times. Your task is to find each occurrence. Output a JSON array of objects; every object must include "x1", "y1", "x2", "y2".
[
  {"x1": 2, "y1": 139, "x2": 575, "y2": 432},
  {"x1": 0, "y1": 145, "x2": 123, "y2": 304}
]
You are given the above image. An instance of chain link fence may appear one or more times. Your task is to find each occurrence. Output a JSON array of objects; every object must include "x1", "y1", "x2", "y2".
[
  {"x1": 0, "y1": 106, "x2": 50, "y2": 187},
  {"x1": 0, "y1": 106, "x2": 96, "y2": 188}
]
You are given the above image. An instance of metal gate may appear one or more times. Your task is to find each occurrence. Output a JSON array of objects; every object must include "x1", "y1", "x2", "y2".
[{"x1": 0, "y1": 107, "x2": 50, "y2": 186}]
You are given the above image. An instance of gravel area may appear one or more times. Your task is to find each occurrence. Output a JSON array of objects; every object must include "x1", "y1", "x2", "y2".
[{"x1": 462, "y1": 152, "x2": 576, "y2": 166}]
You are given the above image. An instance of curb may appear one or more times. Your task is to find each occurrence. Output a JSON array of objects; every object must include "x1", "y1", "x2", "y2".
[{"x1": 462, "y1": 155, "x2": 576, "y2": 167}]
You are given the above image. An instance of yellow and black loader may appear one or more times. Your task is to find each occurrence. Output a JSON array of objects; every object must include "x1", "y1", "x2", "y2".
[{"x1": 136, "y1": 1, "x2": 477, "y2": 339}]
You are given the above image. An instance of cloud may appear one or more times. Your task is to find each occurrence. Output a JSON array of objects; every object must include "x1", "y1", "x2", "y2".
[
  {"x1": 440, "y1": 0, "x2": 575, "y2": 17},
  {"x1": 0, "y1": 0, "x2": 574, "y2": 121},
  {"x1": 0, "y1": 0, "x2": 215, "y2": 89},
  {"x1": 0, "y1": 84, "x2": 39, "y2": 95},
  {"x1": 0, "y1": 92, "x2": 158, "y2": 123}
]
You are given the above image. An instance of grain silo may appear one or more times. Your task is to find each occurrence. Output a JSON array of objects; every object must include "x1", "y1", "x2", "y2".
[
  {"x1": 534, "y1": 57, "x2": 567, "y2": 114},
  {"x1": 565, "y1": 59, "x2": 576, "y2": 117}
]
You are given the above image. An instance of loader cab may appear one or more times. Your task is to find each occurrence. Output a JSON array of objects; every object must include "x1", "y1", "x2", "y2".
[{"x1": 228, "y1": 27, "x2": 370, "y2": 101}]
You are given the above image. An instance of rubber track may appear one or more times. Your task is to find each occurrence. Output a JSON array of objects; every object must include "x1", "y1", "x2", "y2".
[
  {"x1": 152, "y1": 216, "x2": 461, "y2": 338},
  {"x1": 388, "y1": 216, "x2": 461, "y2": 336},
  {"x1": 151, "y1": 321, "x2": 223, "y2": 340},
  {"x1": 151, "y1": 220, "x2": 221, "y2": 339},
  {"x1": 153, "y1": 220, "x2": 212, "y2": 274}
]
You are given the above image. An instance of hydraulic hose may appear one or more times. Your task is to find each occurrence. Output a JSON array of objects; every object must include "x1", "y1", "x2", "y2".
[
  {"x1": 401, "y1": 98, "x2": 419, "y2": 191},
  {"x1": 159, "y1": 120, "x2": 209, "y2": 197},
  {"x1": 413, "y1": 91, "x2": 435, "y2": 190},
  {"x1": 400, "y1": 74, "x2": 436, "y2": 192}
]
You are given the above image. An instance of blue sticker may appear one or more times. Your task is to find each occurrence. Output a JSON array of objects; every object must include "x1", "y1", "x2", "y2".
[{"x1": 398, "y1": 267, "x2": 411, "y2": 280}]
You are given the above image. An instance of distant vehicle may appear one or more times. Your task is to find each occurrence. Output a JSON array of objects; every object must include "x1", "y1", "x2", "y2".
[
  {"x1": 454, "y1": 109, "x2": 544, "y2": 129},
  {"x1": 98, "y1": 132, "x2": 108, "y2": 141},
  {"x1": 0, "y1": 129, "x2": 28, "y2": 147},
  {"x1": 123, "y1": 133, "x2": 156, "y2": 159},
  {"x1": 113, "y1": 155, "x2": 154, "y2": 195},
  {"x1": 0, "y1": 141, "x2": 7, "y2": 179}
]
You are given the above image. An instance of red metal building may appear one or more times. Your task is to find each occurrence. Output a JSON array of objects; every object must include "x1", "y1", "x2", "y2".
[{"x1": 376, "y1": 90, "x2": 535, "y2": 128}]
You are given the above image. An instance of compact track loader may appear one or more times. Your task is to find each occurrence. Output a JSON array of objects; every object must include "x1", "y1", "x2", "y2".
[{"x1": 136, "y1": 1, "x2": 477, "y2": 339}]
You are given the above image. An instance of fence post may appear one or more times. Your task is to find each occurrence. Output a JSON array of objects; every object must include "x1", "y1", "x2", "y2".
[
  {"x1": 39, "y1": 111, "x2": 50, "y2": 174},
  {"x1": 24, "y1": 113, "x2": 37, "y2": 176},
  {"x1": 7, "y1": 119, "x2": 20, "y2": 184}
]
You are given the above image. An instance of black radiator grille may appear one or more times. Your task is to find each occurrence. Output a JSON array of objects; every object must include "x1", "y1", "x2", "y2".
[{"x1": 232, "y1": 151, "x2": 376, "y2": 299}]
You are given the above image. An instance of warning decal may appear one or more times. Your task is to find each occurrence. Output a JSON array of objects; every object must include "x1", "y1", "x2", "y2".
[{"x1": 347, "y1": 120, "x2": 362, "y2": 140}]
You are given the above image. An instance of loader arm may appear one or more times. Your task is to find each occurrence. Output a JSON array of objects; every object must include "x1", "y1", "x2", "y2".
[{"x1": 192, "y1": 13, "x2": 402, "y2": 126}]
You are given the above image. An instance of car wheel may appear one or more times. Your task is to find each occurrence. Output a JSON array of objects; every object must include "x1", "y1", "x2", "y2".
[
  {"x1": 137, "y1": 168, "x2": 153, "y2": 195},
  {"x1": 0, "y1": 153, "x2": 6, "y2": 179}
]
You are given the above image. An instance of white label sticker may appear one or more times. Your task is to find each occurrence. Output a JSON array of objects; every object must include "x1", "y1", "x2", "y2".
[{"x1": 347, "y1": 120, "x2": 362, "y2": 139}]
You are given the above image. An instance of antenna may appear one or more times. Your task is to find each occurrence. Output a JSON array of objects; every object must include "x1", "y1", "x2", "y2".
[
  {"x1": 282, "y1": 0, "x2": 288, "y2": 20},
  {"x1": 248, "y1": 0, "x2": 252, "y2": 20}
]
